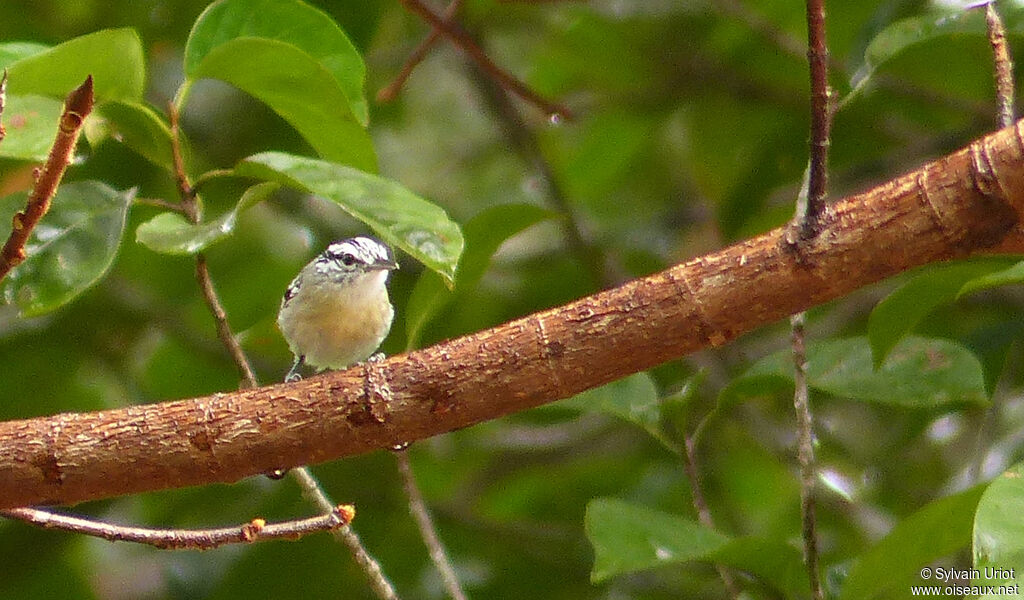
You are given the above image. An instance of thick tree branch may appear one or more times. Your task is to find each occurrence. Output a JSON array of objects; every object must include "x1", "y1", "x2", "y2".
[
  {"x1": 1, "y1": 122, "x2": 1024, "y2": 509},
  {"x1": 0, "y1": 76, "x2": 93, "y2": 281}
]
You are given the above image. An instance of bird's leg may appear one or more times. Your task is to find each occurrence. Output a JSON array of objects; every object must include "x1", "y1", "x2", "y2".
[{"x1": 285, "y1": 355, "x2": 306, "y2": 383}]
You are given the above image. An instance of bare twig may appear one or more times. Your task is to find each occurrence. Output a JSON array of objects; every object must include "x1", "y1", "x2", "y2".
[
  {"x1": 290, "y1": 467, "x2": 401, "y2": 600},
  {"x1": 801, "y1": 0, "x2": 831, "y2": 240},
  {"x1": 379, "y1": 0, "x2": 464, "y2": 103},
  {"x1": 681, "y1": 434, "x2": 740, "y2": 598},
  {"x1": 787, "y1": 0, "x2": 831, "y2": 597},
  {"x1": 0, "y1": 75, "x2": 93, "y2": 282},
  {"x1": 168, "y1": 105, "x2": 259, "y2": 389},
  {"x1": 467, "y1": 64, "x2": 611, "y2": 285},
  {"x1": 985, "y1": 2, "x2": 1016, "y2": 128},
  {"x1": 395, "y1": 450, "x2": 468, "y2": 600},
  {"x1": 790, "y1": 312, "x2": 822, "y2": 600},
  {"x1": 398, "y1": 0, "x2": 572, "y2": 120},
  {"x1": 1, "y1": 504, "x2": 354, "y2": 550}
]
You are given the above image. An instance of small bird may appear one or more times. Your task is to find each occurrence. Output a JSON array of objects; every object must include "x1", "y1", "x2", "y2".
[{"x1": 277, "y1": 236, "x2": 399, "y2": 382}]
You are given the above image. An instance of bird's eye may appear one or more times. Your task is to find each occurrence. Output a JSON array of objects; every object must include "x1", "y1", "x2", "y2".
[{"x1": 341, "y1": 254, "x2": 357, "y2": 266}]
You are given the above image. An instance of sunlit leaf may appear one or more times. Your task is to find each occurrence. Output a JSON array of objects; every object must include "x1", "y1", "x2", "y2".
[
  {"x1": 185, "y1": 0, "x2": 367, "y2": 124},
  {"x1": 405, "y1": 203, "x2": 554, "y2": 348},
  {"x1": 186, "y1": 38, "x2": 375, "y2": 172},
  {"x1": 235, "y1": 152, "x2": 462, "y2": 283},
  {"x1": 136, "y1": 182, "x2": 279, "y2": 255},
  {"x1": 841, "y1": 486, "x2": 985, "y2": 600},
  {"x1": 0, "y1": 94, "x2": 62, "y2": 161},
  {"x1": 868, "y1": 259, "x2": 1017, "y2": 367},
  {"x1": 0, "y1": 182, "x2": 134, "y2": 317},
  {"x1": 5, "y1": 28, "x2": 144, "y2": 102},
  {"x1": 723, "y1": 336, "x2": 987, "y2": 408}
]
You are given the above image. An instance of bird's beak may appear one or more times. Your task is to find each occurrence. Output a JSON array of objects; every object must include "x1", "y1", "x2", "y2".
[{"x1": 371, "y1": 259, "x2": 399, "y2": 271}]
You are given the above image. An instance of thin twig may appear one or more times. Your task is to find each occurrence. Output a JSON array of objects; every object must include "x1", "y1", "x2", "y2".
[
  {"x1": 168, "y1": 104, "x2": 259, "y2": 389},
  {"x1": 398, "y1": 0, "x2": 572, "y2": 120},
  {"x1": 1, "y1": 505, "x2": 354, "y2": 550},
  {"x1": 801, "y1": 0, "x2": 831, "y2": 240},
  {"x1": 395, "y1": 450, "x2": 468, "y2": 600},
  {"x1": 467, "y1": 64, "x2": 612, "y2": 285},
  {"x1": 290, "y1": 467, "x2": 401, "y2": 600},
  {"x1": 681, "y1": 435, "x2": 740, "y2": 598},
  {"x1": 790, "y1": 312, "x2": 823, "y2": 600},
  {"x1": 379, "y1": 0, "x2": 464, "y2": 103},
  {"x1": 0, "y1": 69, "x2": 8, "y2": 144},
  {"x1": 985, "y1": 2, "x2": 1016, "y2": 128},
  {"x1": 0, "y1": 75, "x2": 93, "y2": 282}
]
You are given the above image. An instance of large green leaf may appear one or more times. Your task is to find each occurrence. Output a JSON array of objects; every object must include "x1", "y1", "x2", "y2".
[
  {"x1": 868, "y1": 259, "x2": 1018, "y2": 367},
  {"x1": 135, "y1": 182, "x2": 279, "y2": 255},
  {"x1": 5, "y1": 28, "x2": 144, "y2": 102},
  {"x1": 185, "y1": 37, "x2": 375, "y2": 172},
  {"x1": 722, "y1": 336, "x2": 988, "y2": 409},
  {"x1": 0, "y1": 94, "x2": 63, "y2": 161},
  {"x1": 585, "y1": 498, "x2": 807, "y2": 596},
  {"x1": 841, "y1": 486, "x2": 985, "y2": 600},
  {"x1": 184, "y1": 0, "x2": 367, "y2": 124},
  {"x1": 404, "y1": 203, "x2": 554, "y2": 348},
  {"x1": 974, "y1": 462, "x2": 1024, "y2": 593},
  {"x1": 235, "y1": 152, "x2": 462, "y2": 283},
  {"x1": 89, "y1": 101, "x2": 174, "y2": 171},
  {"x1": 0, "y1": 182, "x2": 134, "y2": 317}
]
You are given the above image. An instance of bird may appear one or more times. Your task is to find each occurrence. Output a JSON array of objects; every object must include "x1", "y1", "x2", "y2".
[{"x1": 277, "y1": 236, "x2": 398, "y2": 382}]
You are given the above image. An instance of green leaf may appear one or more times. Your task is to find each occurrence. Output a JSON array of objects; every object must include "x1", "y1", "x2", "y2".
[
  {"x1": 90, "y1": 101, "x2": 174, "y2": 170},
  {"x1": 0, "y1": 42, "x2": 49, "y2": 68},
  {"x1": 726, "y1": 336, "x2": 988, "y2": 408},
  {"x1": 0, "y1": 94, "x2": 63, "y2": 161},
  {"x1": 709, "y1": 537, "x2": 809, "y2": 599},
  {"x1": 135, "y1": 182, "x2": 279, "y2": 255},
  {"x1": 405, "y1": 203, "x2": 554, "y2": 348},
  {"x1": 235, "y1": 152, "x2": 462, "y2": 283},
  {"x1": 958, "y1": 260, "x2": 1024, "y2": 299},
  {"x1": 185, "y1": 0, "x2": 367, "y2": 124},
  {"x1": 554, "y1": 373, "x2": 673, "y2": 450},
  {"x1": 586, "y1": 498, "x2": 729, "y2": 583},
  {"x1": 869, "y1": 259, "x2": 1018, "y2": 367},
  {"x1": 186, "y1": 38, "x2": 375, "y2": 172},
  {"x1": 840, "y1": 486, "x2": 985, "y2": 600},
  {"x1": 974, "y1": 462, "x2": 1024, "y2": 590},
  {"x1": 0, "y1": 182, "x2": 134, "y2": 317},
  {"x1": 5, "y1": 28, "x2": 144, "y2": 102},
  {"x1": 849, "y1": 6, "x2": 1024, "y2": 100},
  {"x1": 585, "y1": 498, "x2": 806, "y2": 595}
]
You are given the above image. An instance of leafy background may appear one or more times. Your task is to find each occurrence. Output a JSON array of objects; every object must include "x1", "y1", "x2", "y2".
[{"x1": 0, "y1": 0, "x2": 1023, "y2": 598}]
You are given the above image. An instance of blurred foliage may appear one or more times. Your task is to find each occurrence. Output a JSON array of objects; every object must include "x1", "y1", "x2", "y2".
[{"x1": 0, "y1": 0, "x2": 1023, "y2": 599}]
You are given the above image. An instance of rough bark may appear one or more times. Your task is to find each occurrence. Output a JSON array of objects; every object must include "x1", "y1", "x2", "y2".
[{"x1": 2, "y1": 120, "x2": 1024, "y2": 509}]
